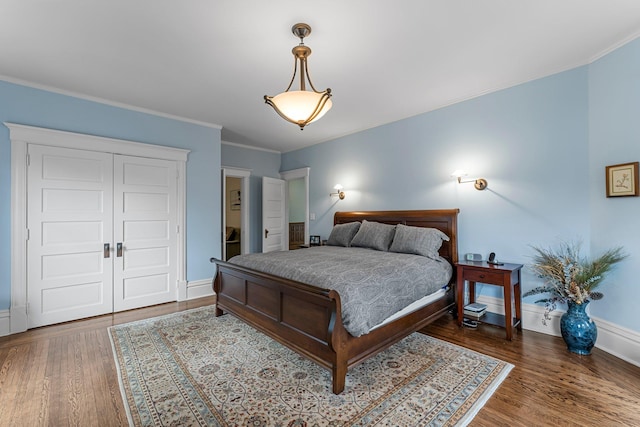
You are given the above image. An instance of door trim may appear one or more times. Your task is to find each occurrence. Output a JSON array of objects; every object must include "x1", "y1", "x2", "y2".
[{"x1": 6, "y1": 122, "x2": 190, "y2": 333}]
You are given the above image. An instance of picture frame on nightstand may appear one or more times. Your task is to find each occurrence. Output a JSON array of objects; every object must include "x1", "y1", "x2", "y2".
[{"x1": 309, "y1": 235, "x2": 321, "y2": 246}]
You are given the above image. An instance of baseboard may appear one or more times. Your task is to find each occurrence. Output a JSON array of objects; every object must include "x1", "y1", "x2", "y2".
[
  {"x1": 476, "y1": 295, "x2": 640, "y2": 367},
  {"x1": 185, "y1": 278, "x2": 215, "y2": 300},
  {"x1": 593, "y1": 317, "x2": 640, "y2": 367},
  {"x1": 0, "y1": 309, "x2": 10, "y2": 337},
  {"x1": 1, "y1": 280, "x2": 215, "y2": 337}
]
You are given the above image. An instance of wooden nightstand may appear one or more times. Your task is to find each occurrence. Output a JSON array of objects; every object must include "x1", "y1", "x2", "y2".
[{"x1": 455, "y1": 260, "x2": 524, "y2": 340}]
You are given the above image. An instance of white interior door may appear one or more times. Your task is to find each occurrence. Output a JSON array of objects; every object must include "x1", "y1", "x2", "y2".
[
  {"x1": 27, "y1": 146, "x2": 179, "y2": 326},
  {"x1": 27, "y1": 145, "x2": 114, "y2": 328},
  {"x1": 113, "y1": 155, "x2": 178, "y2": 312},
  {"x1": 262, "y1": 176, "x2": 286, "y2": 253}
]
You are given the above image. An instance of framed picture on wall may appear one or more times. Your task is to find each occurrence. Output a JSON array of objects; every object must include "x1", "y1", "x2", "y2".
[
  {"x1": 230, "y1": 189, "x2": 241, "y2": 210},
  {"x1": 606, "y1": 162, "x2": 639, "y2": 197},
  {"x1": 310, "y1": 235, "x2": 321, "y2": 246}
]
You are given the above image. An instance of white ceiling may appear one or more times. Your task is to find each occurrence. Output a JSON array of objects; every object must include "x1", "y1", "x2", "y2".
[{"x1": 1, "y1": 1, "x2": 640, "y2": 153}]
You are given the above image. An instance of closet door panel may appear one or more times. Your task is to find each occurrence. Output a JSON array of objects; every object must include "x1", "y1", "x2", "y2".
[
  {"x1": 113, "y1": 155, "x2": 178, "y2": 311},
  {"x1": 27, "y1": 145, "x2": 114, "y2": 328}
]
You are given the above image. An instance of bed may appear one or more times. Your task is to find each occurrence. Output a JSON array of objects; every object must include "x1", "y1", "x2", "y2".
[{"x1": 210, "y1": 209, "x2": 459, "y2": 394}]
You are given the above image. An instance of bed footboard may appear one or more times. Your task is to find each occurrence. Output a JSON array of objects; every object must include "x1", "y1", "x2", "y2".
[{"x1": 211, "y1": 257, "x2": 349, "y2": 393}]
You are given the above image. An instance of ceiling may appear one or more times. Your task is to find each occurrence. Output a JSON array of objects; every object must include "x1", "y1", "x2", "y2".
[{"x1": 1, "y1": 1, "x2": 640, "y2": 153}]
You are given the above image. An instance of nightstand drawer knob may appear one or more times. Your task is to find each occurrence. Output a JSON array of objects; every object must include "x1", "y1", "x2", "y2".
[{"x1": 479, "y1": 274, "x2": 485, "y2": 278}]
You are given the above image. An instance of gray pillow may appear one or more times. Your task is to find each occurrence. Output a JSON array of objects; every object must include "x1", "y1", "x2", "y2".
[
  {"x1": 326, "y1": 222, "x2": 361, "y2": 247},
  {"x1": 389, "y1": 224, "x2": 450, "y2": 260},
  {"x1": 350, "y1": 220, "x2": 396, "y2": 251}
]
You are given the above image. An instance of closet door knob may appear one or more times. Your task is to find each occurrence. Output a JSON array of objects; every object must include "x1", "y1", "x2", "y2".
[
  {"x1": 117, "y1": 242, "x2": 123, "y2": 257},
  {"x1": 104, "y1": 243, "x2": 110, "y2": 258}
]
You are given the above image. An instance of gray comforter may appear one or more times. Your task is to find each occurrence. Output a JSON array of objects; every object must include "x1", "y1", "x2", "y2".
[{"x1": 228, "y1": 246, "x2": 452, "y2": 337}]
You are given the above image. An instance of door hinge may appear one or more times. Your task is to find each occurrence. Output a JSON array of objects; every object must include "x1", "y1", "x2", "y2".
[
  {"x1": 176, "y1": 225, "x2": 180, "y2": 234},
  {"x1": 26, "y1": 154, "x2": 30, "y2": 167},
  {"x1": 26, "y1": 228, "x2": 30, "y2": 241}
]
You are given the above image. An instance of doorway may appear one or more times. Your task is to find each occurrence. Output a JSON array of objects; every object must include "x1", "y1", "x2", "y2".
[
  {"x1": 288, "y1": 177, "x2": 306, "y2": 249},
  {"x1": 221, "y1": 167, "x2": 250, "y2": 260},
  {"x1": 225, "y1": 176, "x2": 242, "y2": 260},
  {"x1": 280, "y1": 167, "x2": 310, "y2": 250}
]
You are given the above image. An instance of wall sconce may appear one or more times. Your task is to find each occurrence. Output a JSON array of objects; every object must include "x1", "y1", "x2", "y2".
[
  {"x1": 451, "y1": 170, "x2": 488, "y2": 191},
  {"x1": 330, "y1": 184, "x2": 345, "y2": 199}
]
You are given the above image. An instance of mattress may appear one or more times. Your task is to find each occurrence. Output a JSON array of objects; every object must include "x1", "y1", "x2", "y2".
[{"x1": 228, "y1": 246, "x2": 452, "y2": 337}]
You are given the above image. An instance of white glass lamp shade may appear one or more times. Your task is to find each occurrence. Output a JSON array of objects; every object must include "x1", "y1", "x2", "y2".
[
  {"x1": 330, "y1": 183, "x2": 345, "y2": 199},
  {"x1": 270, "y1": 90, "x2": 333, "y2": 124}
]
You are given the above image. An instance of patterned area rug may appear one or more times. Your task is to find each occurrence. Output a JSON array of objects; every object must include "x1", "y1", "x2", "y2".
[{"x1": 109, "y1": 306, "x2": 513, "y2": 426}]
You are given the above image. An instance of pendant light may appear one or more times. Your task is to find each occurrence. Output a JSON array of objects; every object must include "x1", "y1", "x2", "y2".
[{"x1": 264, "y1": 23, "x2": 332, "y2": 129}]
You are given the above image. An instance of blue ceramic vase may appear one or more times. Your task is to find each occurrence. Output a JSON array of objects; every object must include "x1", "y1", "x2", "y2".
[{"x1": 560, "y1": 301, "x2": 597, "y2": 355}]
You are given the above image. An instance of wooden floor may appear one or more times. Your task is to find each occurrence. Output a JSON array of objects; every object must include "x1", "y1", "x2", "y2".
[{"x1": 1, "y1": 296, "x2": 639, "y2": 426}]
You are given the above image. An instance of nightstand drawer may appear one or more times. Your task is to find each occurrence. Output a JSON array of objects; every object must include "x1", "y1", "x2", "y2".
[{"x1": 463, "y1": 269, "x2": 504, "y2": 285}]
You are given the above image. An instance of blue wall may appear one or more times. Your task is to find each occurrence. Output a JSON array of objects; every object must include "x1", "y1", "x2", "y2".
[
  {"x1": 0, "y1": 81, "x2": 221, "y2": 310},
  {"x1": 221, "y1": 143, "x2": 281, "y2": 253},
  {"x1": 283, "y1": 66, "x2": 590, "y2": 257},
  {"x1": 280, "y1": 40, "x2": 640, "y2": 334},
  {"x1": 281, "y1": 63, "x2": 640, "y2": 333},
  {"x1": 588, "y1": 38, "x2": 640, "y2": 328}
]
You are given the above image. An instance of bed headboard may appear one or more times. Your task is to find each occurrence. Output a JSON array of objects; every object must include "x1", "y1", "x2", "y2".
[{"x1": 334, "y1": 209, "x2": 459, "y2": 265}]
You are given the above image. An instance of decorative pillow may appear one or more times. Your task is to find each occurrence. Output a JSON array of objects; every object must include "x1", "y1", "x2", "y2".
[
  {"x1": 326, "y1": 222, "x2": 361, "y2": 247},
  {"x1": 389, "y1": 224, "x2": 450, "y2": 260},
  {"x1": 350, "y1": 220, "x2": 397, "y2": 251}
]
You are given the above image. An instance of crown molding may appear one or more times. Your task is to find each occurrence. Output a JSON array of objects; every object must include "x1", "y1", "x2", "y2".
[
  {"x1": 0, "y1": 75, "x2": 222, "y2": 130},
  {"x1": 222, "y1": 140, "x2": 281, "y2": 154}
]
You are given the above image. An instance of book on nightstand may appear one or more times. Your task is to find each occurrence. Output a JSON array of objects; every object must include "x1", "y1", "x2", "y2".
[
  {"x1": 464, "y1": 302, "x2": 487, "y2": 319},
  {"x1": 464, "y1": 302, "x2": 487, "y2": 312},
  {"x1": 463, "y1": 310, "x2": 486, "y2": 320}
]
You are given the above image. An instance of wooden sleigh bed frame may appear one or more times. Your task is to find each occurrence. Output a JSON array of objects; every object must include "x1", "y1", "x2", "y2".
[{"x1": 211, "y1": 209, "x2": 459, "y2": 394}]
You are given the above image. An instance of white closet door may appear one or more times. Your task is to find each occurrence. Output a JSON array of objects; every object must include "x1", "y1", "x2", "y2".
[
  {"x1": 262, "y1": 176, "x2": 286, "y2": 253},
  {"x1": 112, "y1": 155, "x2": 178, "y2": 312},
  {"x1": 27, "y1": 145, "x2": 114, "y2": 328}
]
